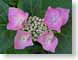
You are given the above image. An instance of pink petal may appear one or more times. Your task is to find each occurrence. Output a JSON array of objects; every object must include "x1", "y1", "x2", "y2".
[
  {"x1": 14, "y1": 30, "x2": 33, "y2": 49},
  {"x1": 44, "y1": 6, "x2": 70, "y2": 32},
  {"x1": 56, "y1": 8, "x2": 70, "y2": 25},
  {"x1": 37, "y1": 32, "x2": 58, "y2": 53},
  {"x1": 7, "y1": 7, "x2": 29, "y2": 30}
]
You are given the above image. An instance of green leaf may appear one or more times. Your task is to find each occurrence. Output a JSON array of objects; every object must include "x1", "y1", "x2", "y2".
[
  {"x1": 17, "y1": 0, "x2": 33, "y2": 16},
  {"x1": 0, "y1": 0, "x2": 16, "y2": 53},
  {"x1": 17, "y1": 0, "x2": 72, "y2": 18},
  {"x1": 0, "y1": 0, "x2": 9, "y2": 30},
  {"x1": 3, "y1": 0, "x2": 18, "y2": 7},
  {"x1": 55, "y1": 15, "x2": 72, "y2": 54},
  {"x1": 0, "y1": 30, "x2": 16, "y2": 53},
  {"x1": 16, "y1": 0, "x2": 72, "y2": 54}
]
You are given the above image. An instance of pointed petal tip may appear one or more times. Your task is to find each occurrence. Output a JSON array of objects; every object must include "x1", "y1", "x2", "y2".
[{"x1": 57, "y1": 29, "x2": 61, "y2": 33}]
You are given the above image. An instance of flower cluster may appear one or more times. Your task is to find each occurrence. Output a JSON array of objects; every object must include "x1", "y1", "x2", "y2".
[{"x1": 7, "y1": 6, "x2": 70, "y2": 53}]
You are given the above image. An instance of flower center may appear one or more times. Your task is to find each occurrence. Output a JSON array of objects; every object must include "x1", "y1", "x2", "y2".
[{"x1": 24, "y1": 16, "x2": 48, "y2": 41}]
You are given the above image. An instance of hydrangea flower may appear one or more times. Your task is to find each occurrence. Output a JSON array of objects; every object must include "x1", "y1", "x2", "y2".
[
  {"x1": 7, "y1": 7, "x2": 29, "y2": 30},
  {"x1": 37, "y1": 32, "x2": 58, "y2": 53},
  {"x1": 7, "y1": 7, "x2": 70, "y2": 53},
  {"x1": 44, "y1": 6, "x2": 70, "y2": 32},
  {"x1": 14, "y1": 30, "x2": 33, "y2": 49}
]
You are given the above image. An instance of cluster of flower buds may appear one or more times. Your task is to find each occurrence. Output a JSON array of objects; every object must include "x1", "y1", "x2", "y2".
[
  {"x1": 24, "y1": 16, "x2": 49, "y2": 41},
  {"x1": 7, "y1": 6, "x2": 70, "y2": 53}
]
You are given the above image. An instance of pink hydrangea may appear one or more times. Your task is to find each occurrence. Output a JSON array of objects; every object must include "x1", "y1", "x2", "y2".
[
  {"x1": 37, "y1": 32, "x2": 58, "y2": 53},
  {"x1": 7, "y1": 7, "x2": 29, "y2": 30},
  {"x1": 6, "y1": 7, "x2": 70, "y2": 53},
  {"x1": 14, "y1": 30, "x2": 33, "y2": 49},
  {"x1": 44, "y1": 6, "x2": 70, "y2": 32}
]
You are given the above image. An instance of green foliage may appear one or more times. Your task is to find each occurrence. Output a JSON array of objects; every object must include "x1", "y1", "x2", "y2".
[
  {"x1": 0, "y1": 0, "x2": 16, "y2": 53},
  {"x1": 3, "y1": 0, "x2": 18, "y2": 7},
  {"x1": 0, "y1": 0, "x2": 72, "y2": 54}
]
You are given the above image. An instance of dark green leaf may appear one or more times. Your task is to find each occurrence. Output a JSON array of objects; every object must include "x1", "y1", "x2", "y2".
[
  {"x1": 3, "y1": 0, "x2": 18, "y2": 7},
  {"x1": 0, "y1": 30, "x2": 16, "y2": 53},
  {"x1": 55, "y1": 15, "x2": 72, "y2": 54},
  {"x1": 0, "y1": 0, "x2": 16, "y2": 53}
]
